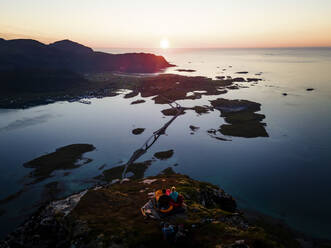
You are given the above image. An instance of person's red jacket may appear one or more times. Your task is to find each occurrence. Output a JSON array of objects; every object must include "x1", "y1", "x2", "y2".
[{"x1": 170, "y1": 194, "x2": 184, "y2": 208}]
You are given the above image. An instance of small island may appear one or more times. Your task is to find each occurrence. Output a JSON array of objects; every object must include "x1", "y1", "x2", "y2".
[
  {"x1": 23, "y1": 144, "x2": 95, "y2": 183},
  {"x1": 132, "y1": 128, "x2": 145, "y2": 135},
  {"x1": 153, "y1": 150, "x2": 174, "y2": 160}
]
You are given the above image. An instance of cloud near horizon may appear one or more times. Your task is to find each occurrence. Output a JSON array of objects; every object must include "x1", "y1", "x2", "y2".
[{"x1": 1, "y1": 0, "x2": 331, "y2": 49}]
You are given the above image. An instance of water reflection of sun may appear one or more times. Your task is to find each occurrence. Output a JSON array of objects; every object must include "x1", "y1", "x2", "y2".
[{"x1": 160, "y1": 39, "x2": 169, "y2": 49}]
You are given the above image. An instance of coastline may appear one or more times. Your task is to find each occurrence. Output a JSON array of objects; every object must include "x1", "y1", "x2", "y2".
[{"x1": 0, "y1": 72, "x2": 261, "y2": 109}]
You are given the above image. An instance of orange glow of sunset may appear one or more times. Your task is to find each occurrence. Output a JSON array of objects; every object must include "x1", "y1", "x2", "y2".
[{"x1": 0, "y1": 0, "x2": 331, "y2": 49}]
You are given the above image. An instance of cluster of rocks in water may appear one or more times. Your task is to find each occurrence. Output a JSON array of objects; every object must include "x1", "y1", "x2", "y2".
[
  {"x1": 175, "y1": 69, "x2": 196, "y2": 72},
  {"x1": 0, "y1": 171, "x2": 301, "y2": 248},
  {"x1": 162, "y1": 96, "x2": 269, "y2": 139},
  {"x1": 210, "y1": 98, "x2": 268, "y2": 138},
  {"x1": 134, "y1": 74, "x2": 262, "y2": 105},
  {"x1": 129, "y1": 73, "x2": 268, "y2": 139},
  {"x1": 282, "y1": 88, "x2": 315, "y2": 96}
]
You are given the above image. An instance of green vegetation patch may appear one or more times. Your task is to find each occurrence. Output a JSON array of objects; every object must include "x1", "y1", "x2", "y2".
[{"x1": 69, "y1": 173, "x2": 300, "y2": 247}]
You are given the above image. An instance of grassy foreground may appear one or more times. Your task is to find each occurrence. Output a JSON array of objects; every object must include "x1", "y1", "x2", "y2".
[{"x1": 1, "y1": 170, "x2": 304, "y2": 248}]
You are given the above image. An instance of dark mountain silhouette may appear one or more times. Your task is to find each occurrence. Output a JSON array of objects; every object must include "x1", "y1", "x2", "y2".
[
  {"x1": 49, "y1": 39, "x2": 94, "y2": 54},
  {"x1": 0, "y1": 38, "x2": 174, "y2": 94},
  {"x1": 0, "y1": 38, "x2": 172, "y2": 73}
]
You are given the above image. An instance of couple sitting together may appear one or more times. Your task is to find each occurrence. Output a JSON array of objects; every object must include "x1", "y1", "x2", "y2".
[
  {"x1": 141, "y1": 186, "x2": 185, "y2": 219},
  {"x1": 156, "y1": 186, "x2": 184, "y2": 214}
]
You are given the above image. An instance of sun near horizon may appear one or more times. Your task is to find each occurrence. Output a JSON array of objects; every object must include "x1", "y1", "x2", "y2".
[
  {"x1": 160, "y1": 39, "x2": 170, "y2": 49},
  {"x1": 1, "y1": 0, "x2": 331, "y2": 49}
]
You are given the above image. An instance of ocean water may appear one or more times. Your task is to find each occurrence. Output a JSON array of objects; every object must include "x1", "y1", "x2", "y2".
[{"x1": 0, "y1": 48, "x2": 331, "y2": 239}]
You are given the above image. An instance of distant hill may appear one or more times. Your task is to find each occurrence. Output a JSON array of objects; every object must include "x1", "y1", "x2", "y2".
[
  {"x1": 0, "y1": 38, "x2": 173, "y2": 73},
  {"x1": 0, "y1": 38, "x2": 174, "y2": 96},
  {"x1": 49, "y1": 39, "x2": 94, "y2": 54}
]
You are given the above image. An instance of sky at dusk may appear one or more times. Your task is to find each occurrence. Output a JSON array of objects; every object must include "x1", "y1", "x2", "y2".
[{"x1": 1, "y1": 0, "x2": 331, "y2": 48}]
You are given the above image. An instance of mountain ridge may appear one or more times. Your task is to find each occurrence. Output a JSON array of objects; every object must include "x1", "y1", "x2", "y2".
[{"x1": 0, "y1": 38, "x2": 173, "y2": 73}]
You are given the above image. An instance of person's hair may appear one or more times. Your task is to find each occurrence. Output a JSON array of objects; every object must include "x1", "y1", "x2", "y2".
[
  {"x1": 171, "y1": 186, "x2": 176, "y2": 192},
  {"x1": 162, "y1": 188, "x2": 166, "y2": 194}
]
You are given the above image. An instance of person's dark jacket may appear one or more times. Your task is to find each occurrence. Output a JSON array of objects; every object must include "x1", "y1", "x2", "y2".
[{"x1": 158, "y1": 194, "x2": 171, "y2": 209}]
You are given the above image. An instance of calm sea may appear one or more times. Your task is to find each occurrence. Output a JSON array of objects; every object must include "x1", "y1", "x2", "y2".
[{"x1": 0, "y1": 48, "x2": 331, "y2": 238}]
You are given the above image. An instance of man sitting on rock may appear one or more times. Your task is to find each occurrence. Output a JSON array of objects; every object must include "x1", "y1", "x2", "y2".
[{"x1": 157, "y1": 189, "x2": 171, "y2": 210}]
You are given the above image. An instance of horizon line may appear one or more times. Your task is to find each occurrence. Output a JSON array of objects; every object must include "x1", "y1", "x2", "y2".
[
  {"x1": 95, "y1": 46, "x2": 331, "y2": 50},
  {"x1": 1, "y1": 36, "x2": 331, "y2": 50}
]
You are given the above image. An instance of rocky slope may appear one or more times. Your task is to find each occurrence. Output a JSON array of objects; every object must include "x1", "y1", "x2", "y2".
[{"x1": 0, "y1": 170, "x2": 302, "y2": 248}]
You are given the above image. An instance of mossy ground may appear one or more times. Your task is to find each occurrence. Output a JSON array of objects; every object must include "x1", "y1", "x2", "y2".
[{"x1": 70, "y1": 173, "x2": 301, "y2": 248}]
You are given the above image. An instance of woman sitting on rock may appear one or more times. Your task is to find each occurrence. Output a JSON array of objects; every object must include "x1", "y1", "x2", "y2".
[
  {"x1": 169, "y1": 186, "x2": 184, "y2": 209},
  {"x1": 169, "y1": 186, "x2": 178, "y2": 202}
]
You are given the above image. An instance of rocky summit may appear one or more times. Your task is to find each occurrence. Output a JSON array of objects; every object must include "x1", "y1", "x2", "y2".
[{"x1": 0, "y1": 170, "x2": 301, "y2": 248}]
